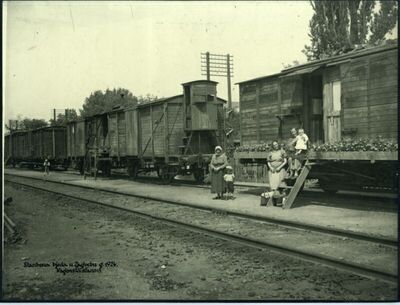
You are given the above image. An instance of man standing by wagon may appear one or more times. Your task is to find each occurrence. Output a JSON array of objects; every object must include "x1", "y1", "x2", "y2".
[{"x1": 286, "y1": 128, "x2": 300, "y2": 178}]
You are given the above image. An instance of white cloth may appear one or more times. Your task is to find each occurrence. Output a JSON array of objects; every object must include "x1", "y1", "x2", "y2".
[
  {"x1": 224, "y1": 173, "x2": 235, "y2": 182},
  {"x1": 295, "y1": 134, "x2": 309, "y2": 150}
]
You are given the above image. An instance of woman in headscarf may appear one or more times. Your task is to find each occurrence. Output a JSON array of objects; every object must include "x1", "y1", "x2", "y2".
[
  {"x1": 267, "y1": 140, "x2": 287, "y2": 192},
  {"x1": 209, "y1": 146, "x2": 228, "y2": 199}
]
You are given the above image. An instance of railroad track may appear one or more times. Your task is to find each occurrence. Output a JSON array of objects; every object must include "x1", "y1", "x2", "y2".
[
  {"x1": 6, "y1": 167, "x2": 397, "y2": 201},
  {"x1": 4, "y1": 174, "x2": 397, "y2": 284},
  {"x1": 4, "y1": 172, "x2": 396, "y2": 247}
]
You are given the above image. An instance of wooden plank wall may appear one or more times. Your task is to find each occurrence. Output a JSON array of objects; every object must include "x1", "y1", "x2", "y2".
[
  {"x1": 67, "y1": 123, "x2": 78, "y2": 158},
  {"x1": 75, "y1": 121, "x2": 85, "y2": 157},
  {"x1": 240, "y1": 78, "x2": 281, "y2": 145},
  {"x1": 66, "y1": 125, "x2": 71, "y2": 157},
  {"x1": 117, "y1": 112, "x2": 127, "y2": 156},
  {"x1": 167, "y1": 103, "x2": 185, "y2": 156},
  {"x1": 42, "y1": 130, "x2": 53, "y2": 158},
  {"x1": 152, "y1": 104, "x2": 166, "y2": 156},
  {"x1": 55, "y1": 129, "x2": 67, "y2": 158},
  {"x1": 259, "y1": 79, "x2": 281, "y2": 141},
  {"x1": 139, "y1": 107, "x2": 152, "y2": 157},
  {"x1": 15, "y1": 132, "x2": 32, "y2": 159},
  {"x1": 240, "y1": 83, "x2": 257, "y2": 144},
  {"x1": 341, "y1": 49, "x2": 398, "y2": 139},
  {"x1": 139, "y1": 99, "x2": 185, "y2": 158},
  {"x1": 125, "y1": 109, "x2": 138, "y2": 156},
  {"x1": 233, "y1": 161, "x2": 269, "y2": 184},
  {"x1": 4, "y1": 135, "x2": 10, "y2": 160},
  {"x1": 108, "y1": 113, "x2": 118, "y2": 157},
  {"x1": 32, "y1": 131, "x2": 41, "y2": 158}
]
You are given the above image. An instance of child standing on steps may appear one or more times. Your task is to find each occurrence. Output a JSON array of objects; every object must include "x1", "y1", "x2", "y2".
[
  {"x1": 294, "y1": 128, "x2": 309, "y2": 178},
  {"x1": 223, "y1": 166, "x2": 235, "y2": 200}
]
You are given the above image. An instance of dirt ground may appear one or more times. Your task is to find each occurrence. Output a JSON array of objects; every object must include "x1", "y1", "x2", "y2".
[{"x1": 3, "y1": 183, "x2": 398, "y2": 301}]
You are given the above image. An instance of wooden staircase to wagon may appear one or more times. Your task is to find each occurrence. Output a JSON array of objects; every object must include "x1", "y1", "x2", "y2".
[{"x1": 266, "y1": 160, "x2": 314, "y2": 209}]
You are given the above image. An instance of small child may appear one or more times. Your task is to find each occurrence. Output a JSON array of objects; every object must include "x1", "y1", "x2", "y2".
[
  {"x1": 223, "y1": 166, "x2": 235, "y2": 200},
  {"x1": 294, "y1": 128, "x2": 309, "y2": 177},
  {"x1": 43, "y1": 158, "x2": 50, "y2": 175}
]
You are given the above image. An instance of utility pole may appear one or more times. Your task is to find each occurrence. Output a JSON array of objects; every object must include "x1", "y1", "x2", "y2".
[
  {"x1": 201, "y1": 52, "x2": 234, "y2": 108},
  {"x1": 227, "y1": 54, "x2": 232, "y2": 109},
  {"x1": 206, "y1": 52, "x2": 210, "y2": 81}
]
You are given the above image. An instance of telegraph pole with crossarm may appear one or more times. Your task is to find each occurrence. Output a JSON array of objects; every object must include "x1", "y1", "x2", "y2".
[{"x1": 201, "y1": 52, "x2": 234, "y2": 109}]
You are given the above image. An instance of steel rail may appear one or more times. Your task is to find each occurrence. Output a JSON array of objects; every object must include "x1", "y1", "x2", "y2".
[
  {"x1": 5, "y1": 178, "x2": 397, "y2": 284},
  {"x1": 4, "y1": 173, "x2": 397, "y2": 248}
]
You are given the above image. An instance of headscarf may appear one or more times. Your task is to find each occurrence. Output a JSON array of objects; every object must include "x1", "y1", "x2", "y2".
[{"x1": 215, "y1": 146, "x2": 222, "y2": 152}]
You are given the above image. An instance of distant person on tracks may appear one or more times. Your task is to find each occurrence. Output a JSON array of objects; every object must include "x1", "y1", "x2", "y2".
[
  {"x1": 267, "y1": 141, "x2": 287, "y2": 194},
  {"x1": 210, "y1": 146, "x2": 228, "y2": 200},
  {"x1": 223, "y1": 165, "x2": 235, "y2": 200},
  {"x1": 43, "y1": 157, "x2": 50, "y2": 176}
]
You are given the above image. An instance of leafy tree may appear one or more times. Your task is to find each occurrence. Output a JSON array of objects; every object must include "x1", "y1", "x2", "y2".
[
  {"x1": 19, "y1": 117, "x2": 48, "y2": 130},
  {"x1": 50, "y1": 109, "x2": 79, "y2": 126},
  {"x1": 80, "y1": 88, "x2": 158, "y2": 118},
  {"x1": 137, "y1": 94, "x2": 159, "y2": 105},
  {"x1": 370, "y1": 0, "x2": 398, "y2": 43},
  {"x1": 282, "y1": 60, "x2": 300, "y2": 69},
  {"x1": 303, "y1": 0, "x2": 398, "y2": 61}
]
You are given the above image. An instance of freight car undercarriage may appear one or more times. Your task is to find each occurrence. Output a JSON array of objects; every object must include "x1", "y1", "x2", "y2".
[
  {"x1": 70, "y1": 153, "x2": 212, "y2": 183},
  {"x1": 7, "y1": 157, "x2": 69, "y2": 171}
]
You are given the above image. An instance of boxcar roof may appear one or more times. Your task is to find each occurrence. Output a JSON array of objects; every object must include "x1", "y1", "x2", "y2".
[
  {"x1": 31, "y1": 125, "x2": 66, "y2": 132},
  {"x1": 7, "y1": 125, "x2": 65, "y2": 134},
  {"x1": 135, "y1": 95, "x2": 183, "y2": 108},
  {"x1": 136, "y1": 94, "x2": 227, "y2": 108},
  {"x1": 237, "y1": 43, "x2": 398, "y2": 85},
  {"x1": 181, "y1": 80, "x2": 219, "y2": 85}
]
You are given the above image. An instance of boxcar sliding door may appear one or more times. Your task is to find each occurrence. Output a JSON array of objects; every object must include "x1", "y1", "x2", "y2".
[{"x1": 323, "y1": 80, "x2": 341, "y2": 143}]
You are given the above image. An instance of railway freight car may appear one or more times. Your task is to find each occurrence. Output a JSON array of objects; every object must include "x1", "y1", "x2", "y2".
[
  {"x1": 66, "y1": 113, "x2": 110, "y2": 174},
  {"x1": 67, "y1": 80, "x2": 226, "y2": 182},
  {"x1": 5, "y1": 126, "x2": 68, "y2": 169},
  {"x1": 235, "y1": 42, "x2": 398, "y2": 193}
]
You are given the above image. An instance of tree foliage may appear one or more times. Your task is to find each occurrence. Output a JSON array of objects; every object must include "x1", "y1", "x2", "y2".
[
  {"x1": 50, "y1": 109, "x2": 79, "y2": 126},
  {"x1": 80, "y1": 88, "x2": 158, "y2": 118},
  {"x1": 17, "y1": 117, "x2": 48, "y2": 130},
  {"x1": 303, "y1": 0, "x2": 398, "y2": 61}
]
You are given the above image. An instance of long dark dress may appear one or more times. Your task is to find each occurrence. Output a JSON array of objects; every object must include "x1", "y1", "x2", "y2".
[{"x1": 210, "y1": 153, "x2": 228, "y2": 194}]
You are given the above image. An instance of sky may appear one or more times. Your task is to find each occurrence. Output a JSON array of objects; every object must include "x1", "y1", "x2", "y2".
[{"x1": 3, "y1": 1, "x2": 315, "y2": 122}]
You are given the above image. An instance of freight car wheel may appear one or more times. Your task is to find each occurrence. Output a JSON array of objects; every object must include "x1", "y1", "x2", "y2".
[
  {"x1": 159, "y1": 165, "x2": 176, "y2": 184},
  {"x1": 127, "y1": 163, "x2": 139, "y2": 179}
]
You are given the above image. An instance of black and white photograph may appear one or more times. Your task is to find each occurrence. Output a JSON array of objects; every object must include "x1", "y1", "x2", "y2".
[{"x1": 2, "y1": 0, "x2": 399, "y2": 301}]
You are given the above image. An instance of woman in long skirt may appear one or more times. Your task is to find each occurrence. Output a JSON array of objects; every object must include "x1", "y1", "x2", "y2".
[
  {"x1": 267, "y1": 141, "x2": 287, "y2": 191},
  {"x1": 209, "y1": 146, "x2": 228, "y2": 199}
]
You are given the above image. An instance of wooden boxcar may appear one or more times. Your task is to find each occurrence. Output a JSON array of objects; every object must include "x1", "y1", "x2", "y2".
[
  {"x1": 5, "y1": 126, "x2": 68, "y2": 169},
  {"x1": 66, "y1": 114, "x2": 109, "y2": 173},
  {"x1": 5, "y1": 130, "x2": 31, "y2": 164},
  {"x1": 236, "y1": 43, "x2": 398, "y2": 192},
  {"x1": 66, "y1": 80, "x2": 226, "y2": 181}
]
